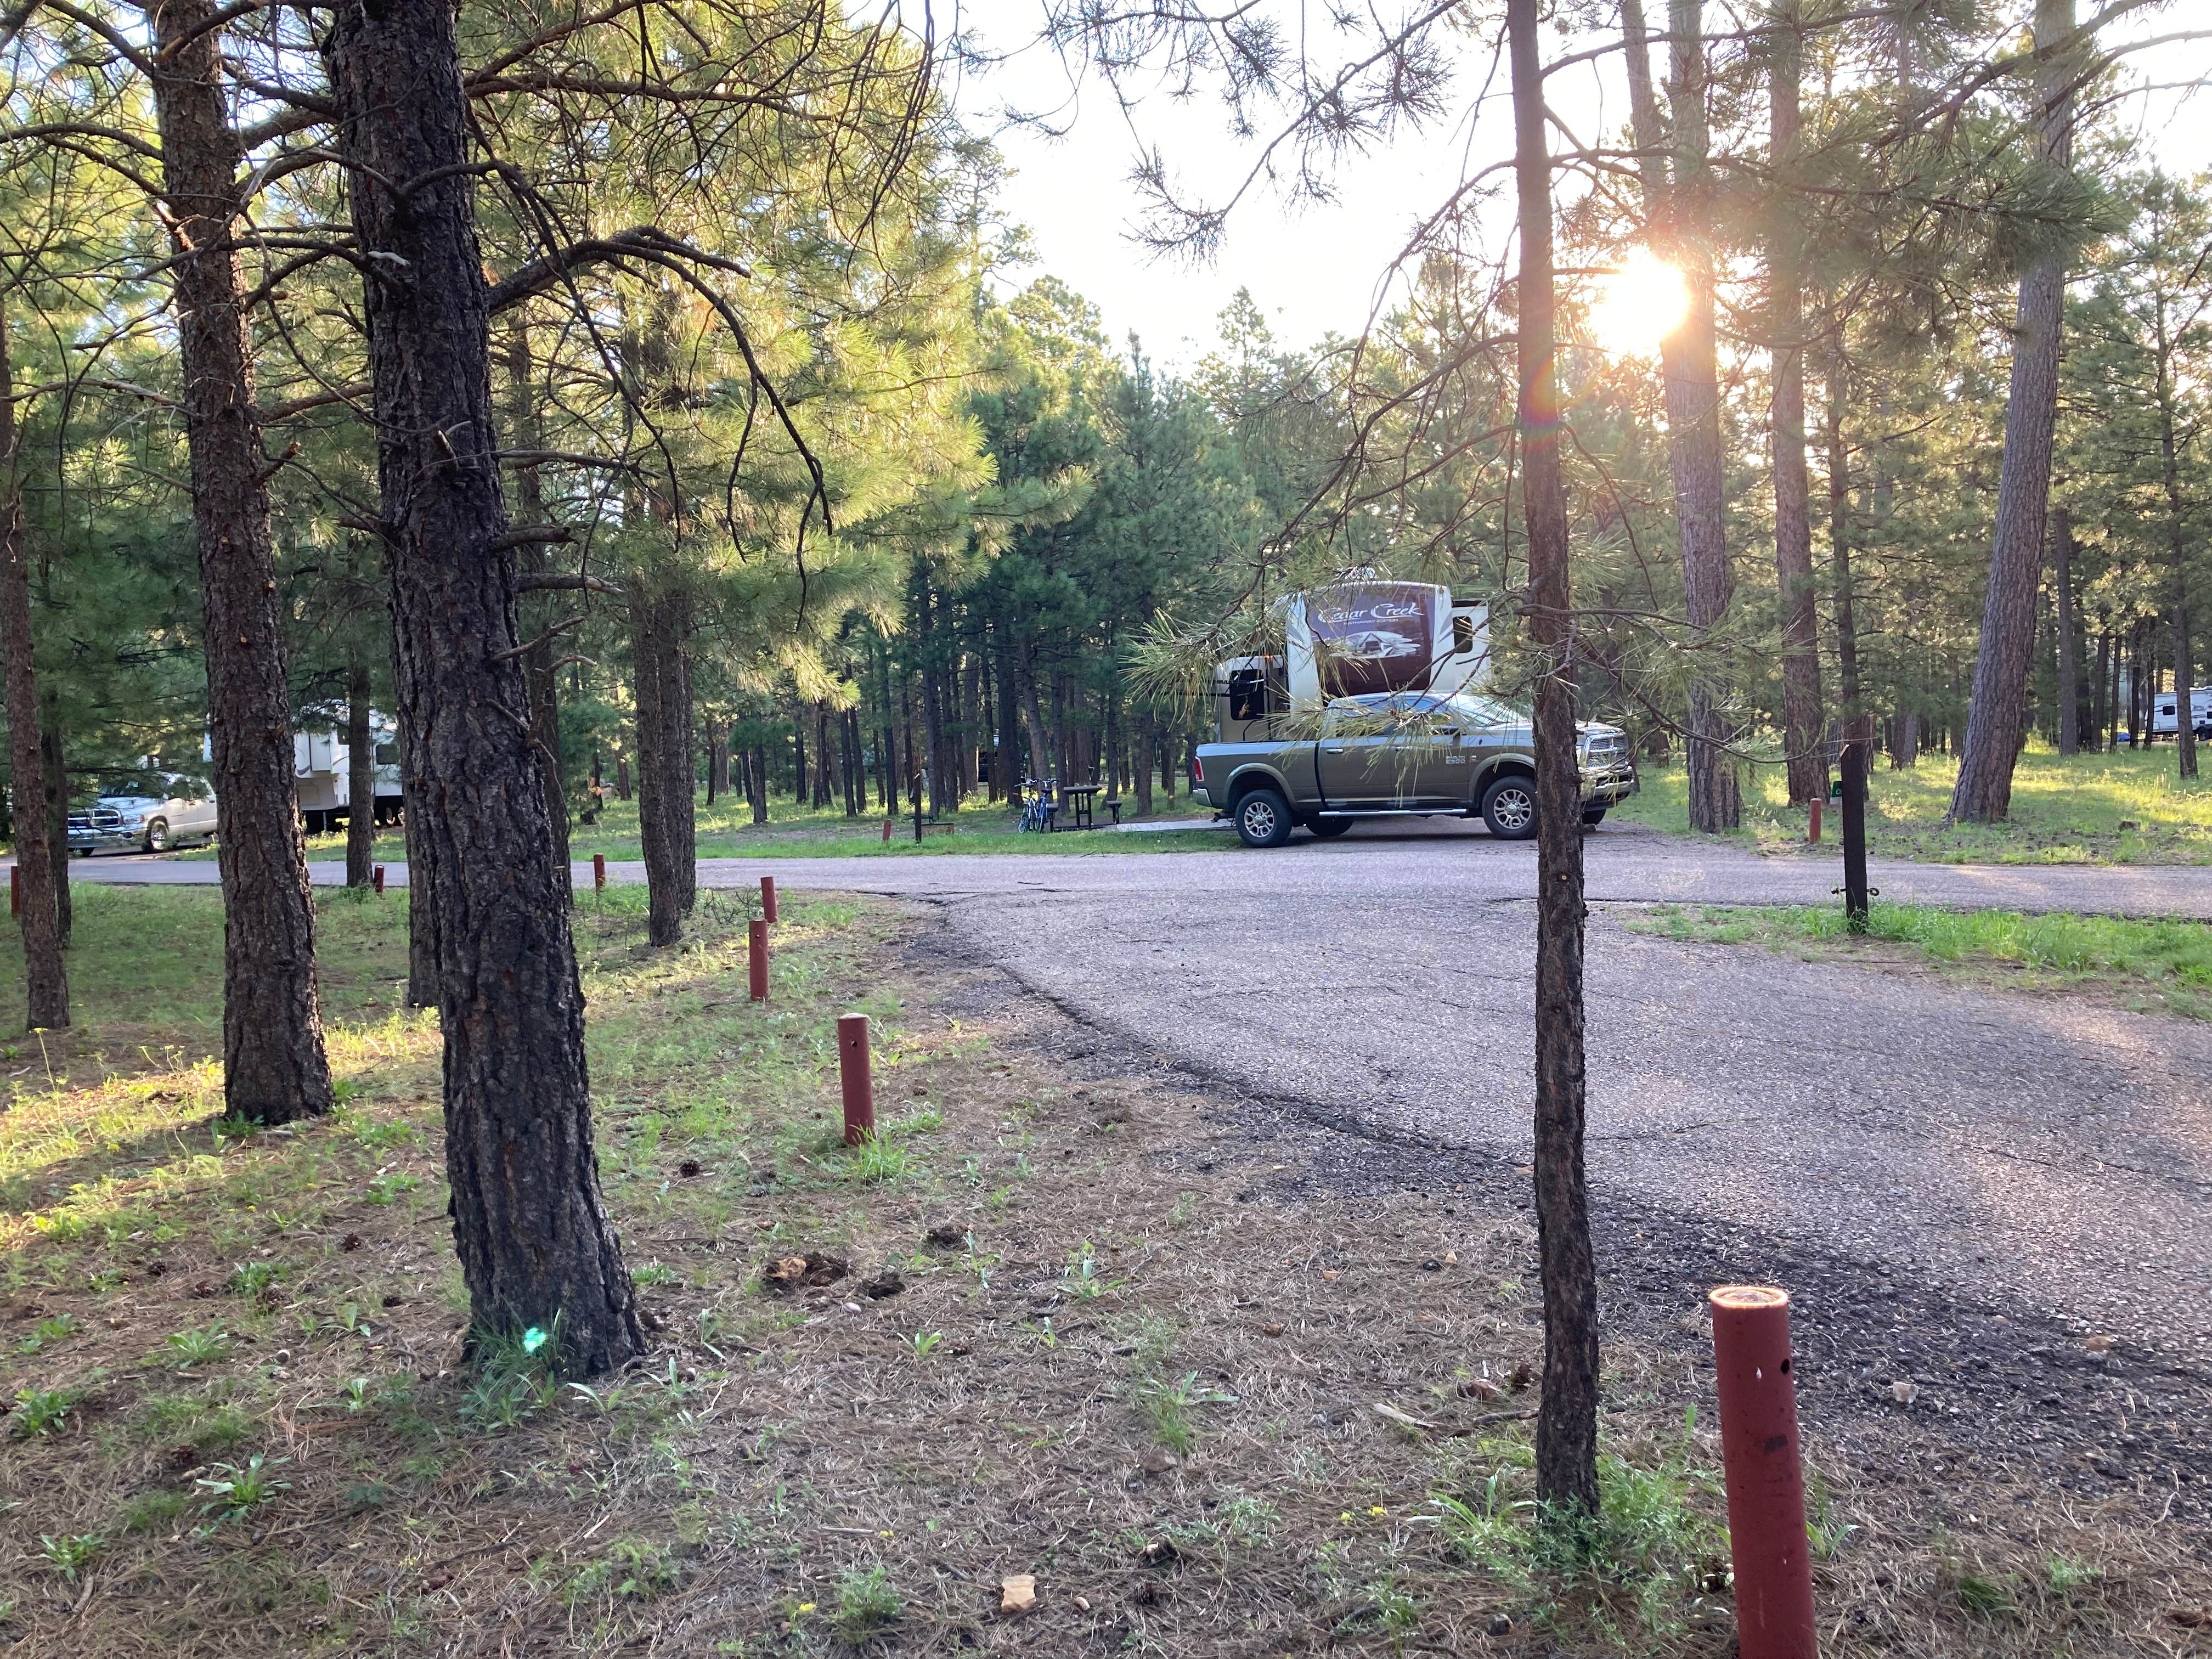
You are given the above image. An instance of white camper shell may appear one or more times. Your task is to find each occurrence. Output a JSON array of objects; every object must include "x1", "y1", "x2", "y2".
[{"x1": 1215, "y1": 582, "x2": 1491, "y2": 743}]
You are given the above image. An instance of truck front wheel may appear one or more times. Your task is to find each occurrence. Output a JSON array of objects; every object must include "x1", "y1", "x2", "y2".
[
  {"x1": 1480, "y1": 776, "x2": 1538, "y2": 840},
  {"x1": 1234, "y1": 787, "x2": 1294, "y2": 848}
]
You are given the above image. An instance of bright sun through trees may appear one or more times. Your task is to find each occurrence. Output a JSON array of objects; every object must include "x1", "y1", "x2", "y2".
[{"x1": 1587, "y1": 248, "x2": 1691, "y2": 355}]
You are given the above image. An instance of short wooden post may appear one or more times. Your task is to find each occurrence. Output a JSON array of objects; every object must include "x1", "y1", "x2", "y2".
[
  {"x1": 837, "y1": 1013, "x2": 874, "y2": 1146},
  {"x1": 1709, "y1": 1286, "x2": 1816, "y2": 1659}
]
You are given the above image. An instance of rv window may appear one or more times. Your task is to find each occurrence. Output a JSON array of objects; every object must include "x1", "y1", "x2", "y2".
[
  {"x1": 1452, "y1": 614, "x2": 1477, "y2": 655},
  {"x1": 1227, "y1": 668, "x2": 1272, "y2": 722}
]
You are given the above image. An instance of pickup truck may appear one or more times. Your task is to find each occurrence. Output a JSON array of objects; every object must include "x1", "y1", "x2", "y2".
[{"x1": 1191, "y1": 690, "x2": 1635, "y2": 847}]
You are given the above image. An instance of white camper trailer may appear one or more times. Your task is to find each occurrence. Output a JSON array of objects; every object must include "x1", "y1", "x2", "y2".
[
  {"x1": 294, "y1": 713, "x2": 404, "y2": 834},
  {"x1": 1214, "y1": 580, "x2": 1491, "y2": 742}
]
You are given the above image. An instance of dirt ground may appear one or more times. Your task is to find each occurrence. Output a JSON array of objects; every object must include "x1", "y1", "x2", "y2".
[{"x1": 2, "y1": 890, "x2": 2207, "y2": 1655}]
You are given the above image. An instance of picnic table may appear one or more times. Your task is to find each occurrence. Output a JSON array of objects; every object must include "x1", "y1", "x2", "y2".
[{"x1": 1057, "y1": 783, "x2": 1101, "y2": 831}]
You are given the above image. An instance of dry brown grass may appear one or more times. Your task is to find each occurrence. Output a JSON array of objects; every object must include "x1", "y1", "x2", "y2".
[{"x1": 2, "y1": 887, "x2": 2207, "y2": 1655}]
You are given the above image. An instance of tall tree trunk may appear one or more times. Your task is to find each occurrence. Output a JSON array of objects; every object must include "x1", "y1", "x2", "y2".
[
  {"x1": 1768, "y1": 4, "x2": 1827, "y2": 805},
  {"x1": 0, "y1": 302, "x2": 68, "y2": 1029},
  {"x1": 630, "y1": 588, "x2": 695, "y2": 944},
  {"x1": 1019, "y1": 652, "x2": 1051, "y2": 786},
  {"x1": 38, "y1": 691, "x2": 67, "y2": 947},
  {"x1": 2176, "y1": 609, "x2": 2197, "y2": 782},
  {"x1": 1951, "y1": 0, "x2": 2079, "y2": 820},
  {"x1": 2092, "y1": 627, "x2": 2110, "y2": 751},
  {"x1": 630, "y1": 589, "x2": 677, "y2": 945},
  {"x1": 2053, "y1": 506, "x2": 2080, "y2": 755},
  {"x1": 1135, "y1": 723, "x2": 1155, "y2": 815},
  {"x1": 149, "y1": 0, "x2": 334, "y2": 1123},
  {"x1": 345, "y1": 647, "x2": 375, "y2": 887},
  {"x1": 1510, "y1": 0, "x2": 1599, "y2": 1517},
  {"x1": 616, "y1": 751, "x2": 631, "y2": 800},
  {"x1": 1825, "y1": 359, "x2": 1862, "y2": 718},
  {"x1": 325, "y1": 0, "x2": 642, "y2": 1378},
  {"x1": 504, "y1": 329, "x2": 571, "y2": 898},
  {"x1": 1623, "y1": 0, "x2": 1737, "y2": 828}
]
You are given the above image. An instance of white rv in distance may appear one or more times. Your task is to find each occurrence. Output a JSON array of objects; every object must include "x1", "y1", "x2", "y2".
[
  {"x1": 294, "y1": 711, "x2": 404, "y2": 834},
  {"x1": 2151, "y1": 687, "x2": 2212, "y2": 741}
]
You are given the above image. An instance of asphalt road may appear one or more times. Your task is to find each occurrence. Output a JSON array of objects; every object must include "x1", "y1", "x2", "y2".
[{"x1": 70, "y1": 821, "x2": 2212, "y2": 1362}]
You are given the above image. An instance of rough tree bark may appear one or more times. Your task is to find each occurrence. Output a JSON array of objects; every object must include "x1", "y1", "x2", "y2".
[
  {"x1": 346, "y1": 647, "x2": 375, "y2": 887},
  {"x1": 1951, "y1": 0, "x2": 2079, "y2": 820},
  {"x1": 1768, "y1": 4, "x2": 1827, "y2": 804},
  {"x1": 325, "y1": 0, "x2": 643, "y2": 1377},
  {"x1": 0, "y1": 297, "x2": 68, "y2": 1029},
  {"x1": 1623, "y1": 0, "x2": 1738, "y2": 828},
  {"x1": 630, "y1": 590, "x2": 674, "y2": 943},
  {"x1": 41, "y1": 691, "x2": 67, "y2": 946},
  {"x1": 1510, "y1": 0, "x2": 1600, "y2": 1516},
  {"x1": 505, "y1": 329, "x2": 571, "y2": 898},
  {"x1": 148, "y1": 0, "x2": 334, "y2": 1122},
  {"x1": 2053, "y1": 506, "x2": 2080, "y2": 755},
  {"x1": 399, "y1": 708, "x2": 440, "y2": 1007}
]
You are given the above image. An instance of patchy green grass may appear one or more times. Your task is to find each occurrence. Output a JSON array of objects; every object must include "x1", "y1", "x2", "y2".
[
  {"x1": 1632, "y1": 901, "x2": 2212, "y2": 1020},
  {"x1": 1612, "y1": 744, "x2": 2212, "y2": 865},
  {"x1": 167, "y1": 792, "x2": 1225, "y2": 866}
]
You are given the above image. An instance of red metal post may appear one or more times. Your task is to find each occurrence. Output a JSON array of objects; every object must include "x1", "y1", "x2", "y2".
[
  {"x1": 1807, "y1": 798, "x2": 1821, "y2": 844},
  {"x1": 881, "y1": 817, "x2": 892, "y2": 844},
  {"x1": 760, "y1": 874, "x2": 777, "y2": 924},
  {"x1": 748, "y1": 918, "x2": 769, "y2": 1002},
  {"x1": 592, "y1": 852, "x2": 607, "y2": 891},
  {"x1": 373, "y1": 864, "x2": 385, "y2": 895},
  {"x1": 1709, "y1": 1286, "x2": 1817, "y2": 1659},
  {"x1": 837, "y1": 1012, "x2": 874, "y2": 1146}
]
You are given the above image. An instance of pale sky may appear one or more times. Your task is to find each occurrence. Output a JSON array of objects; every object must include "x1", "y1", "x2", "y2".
[{"x1": 943, "y1": 1, "x2": 2212, "y2": 371}]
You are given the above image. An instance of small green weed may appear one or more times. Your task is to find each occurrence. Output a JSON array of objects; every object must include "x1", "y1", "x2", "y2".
[
  {"x1": 229, "y1": 1261, "x2": 285, "y2": 1299},
  {"x1": 12, "y1": 1383, "x2": 87, "y2": 1437},
  {"x1": 18, "y1": 1312, "x2": 79, "y2": 1353},
  {"x1": 196, "y1": 1453, "x2": 291, "y2": 1522},
  {"x1": 1060, "y1": 1241, "x2": 1125, "y2": 1300},
  {"x1": 460, "y1": 1322, "x2": 560, "y2": 1432},
  {"x1": 1955, "y1": 1571, "x2": 2016, "y2": 1618},
  {"x1": 40, "y1": 1533, "x2": 104, "y2": 1582},
  {"x1": 156, "y1": 1325, "x2": 233, "y2": 1368},
  {"x1": 1135, "y1": 1370, "x2": 1235, "y2": 1457},
  {"x1": 2046, "y1": 1554, "x2": 2102, "y2": 1595},
  {"x1": 365, "y1": 1171, "x2": 420, "y2": 1205},
  {"x1": 845, "y1": 1134, "x2": 909, "y2": 1183},
  {"x1": 563, "y1": 1536, "x2": 678, "y2": 1605},
  {"x1": 907, "y1": 1331, "x2": 944, "y2": 1360},
  {"x1": 831, "y1": 1565, "x2": 903, "y2": 1640}
]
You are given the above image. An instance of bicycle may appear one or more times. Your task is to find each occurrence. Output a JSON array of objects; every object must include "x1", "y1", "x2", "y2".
[{"x1": 1016, "y1": 777, "x2": 1058, "y2": 833}]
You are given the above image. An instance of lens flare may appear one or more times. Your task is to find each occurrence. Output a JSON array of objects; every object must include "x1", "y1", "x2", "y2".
[{"x1": 1588, "y1": 249, "x2": 1691, "y2": 356}]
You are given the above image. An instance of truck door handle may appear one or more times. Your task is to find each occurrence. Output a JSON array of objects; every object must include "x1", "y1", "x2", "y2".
[{"x1": 1323, "y1": 746, "x2": 1347, "y2": 754}]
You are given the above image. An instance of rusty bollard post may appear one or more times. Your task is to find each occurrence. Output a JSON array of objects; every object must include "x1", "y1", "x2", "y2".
[
  {"x1": 837, "y1": 1013, "x2": 875, "y2": 1146},
  {"x1": 748, "y1": 918, "x2": 769, "y2": 1002},
  {"x1": 760, "y1": 874, "x2": 778, "y2": 924},
  {"x1": 1710, "y1": 1286, "x2": 1817, "y2": 1659},
  {"x1": 592, "y1": 852, "x2": 607, "y2": 891},
  {"x1": 1807, "y1": 798, "x2": 1821, "y2": 844},
  {"x1": 373, "y1": 864, "x2": 385, "y2": 895}
]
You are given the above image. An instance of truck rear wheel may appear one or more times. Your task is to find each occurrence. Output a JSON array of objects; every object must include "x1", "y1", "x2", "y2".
[
  {"x1": 1480, "y1": 775, "x2": 1538, "y2": 840},
  {"x1": 1234, "y1": 787, "x2": 1294, "y2": 848}
]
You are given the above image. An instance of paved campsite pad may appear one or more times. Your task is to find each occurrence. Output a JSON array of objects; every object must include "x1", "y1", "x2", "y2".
[{"x1": 4, "y1": 890, "x2": 2207, "y2": 1655}]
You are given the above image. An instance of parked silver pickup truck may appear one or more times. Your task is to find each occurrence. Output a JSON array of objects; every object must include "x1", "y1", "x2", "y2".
[{"x1": 1190, "y1": 690, "x2": 1635, "y2": 847}]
